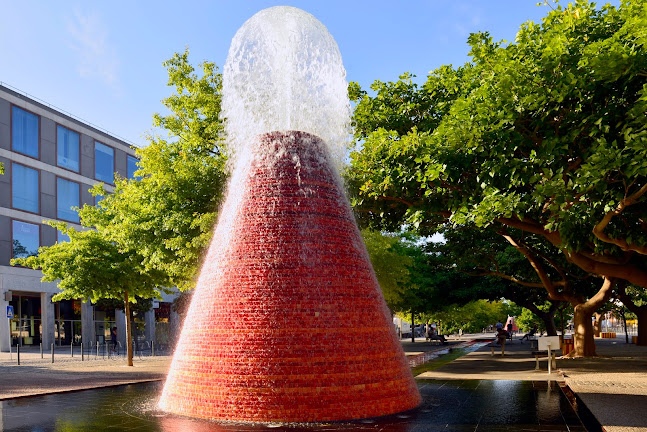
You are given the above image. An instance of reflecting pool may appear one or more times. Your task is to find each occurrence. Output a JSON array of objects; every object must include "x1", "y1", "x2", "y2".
[{"x1": 0, "y1": 380, "x2": 586, "y2": 431}]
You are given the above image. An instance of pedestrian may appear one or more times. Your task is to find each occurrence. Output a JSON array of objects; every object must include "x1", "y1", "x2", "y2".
[{"x1": 111, "y1": 327, "x2": 118, "y2": 352}]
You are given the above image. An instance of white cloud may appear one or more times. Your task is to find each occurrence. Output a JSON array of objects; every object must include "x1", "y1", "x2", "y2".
[{"x1": 66, "y1": 10, "x2": 121, "y2": 91}]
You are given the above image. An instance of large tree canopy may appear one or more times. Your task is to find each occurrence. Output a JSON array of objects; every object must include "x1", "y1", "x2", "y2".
[{"x1": 348, "y1": 0, "x2": 647, "y2": 354}]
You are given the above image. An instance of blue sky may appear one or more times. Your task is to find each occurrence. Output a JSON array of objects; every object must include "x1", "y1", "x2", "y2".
[{"x1": 1, "y1": 1, "x2": 561, "y2": 147}]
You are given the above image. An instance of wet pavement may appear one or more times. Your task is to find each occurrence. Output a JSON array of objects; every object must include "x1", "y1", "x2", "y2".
[{"x1": 0, "y1": 380, "x2": 585, "y2": 432}]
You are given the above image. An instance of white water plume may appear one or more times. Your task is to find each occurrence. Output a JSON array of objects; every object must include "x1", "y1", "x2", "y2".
[{"x1": 221, "y1": 6, "x2": 351, "y2": 171}]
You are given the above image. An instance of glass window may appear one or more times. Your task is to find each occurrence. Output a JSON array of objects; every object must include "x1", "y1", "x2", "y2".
[
  {"x1": 12, "y1": 220, "x2": 40, "y2": 259},
  {"x1": 12, "y1": 106, "x2": 39, "y2": 158},
  {"x1": 127, "y1": 155, "x2": 138, "y2": 179},
  {"x1": 12, "y1": 164, "x2": 39, "y2": 213},
  {"x1": 95, "y1": 142, "x2": 114, "y2": 183},
  {"x1": 57, "y1": 230, "x2": 70, "y2": 243},
  {"x1": 57, "y1": 126, "x2": 80, "y2": 172},
  {"x1": 57, "y1": 178, "x2": 80, "y2": 222}
]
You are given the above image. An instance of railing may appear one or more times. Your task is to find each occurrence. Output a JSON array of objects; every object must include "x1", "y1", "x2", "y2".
[
  {"x1": 0, "y1": 81, "x2": 137, "y2": 147},
  {"x1": 2, "y1": 340, "x2": 171, "y2": 365}
]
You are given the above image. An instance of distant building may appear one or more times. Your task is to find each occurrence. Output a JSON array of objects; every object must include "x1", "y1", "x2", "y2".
[{"x1": 0, "y1": 83, "x2": 178, "y2": 353}]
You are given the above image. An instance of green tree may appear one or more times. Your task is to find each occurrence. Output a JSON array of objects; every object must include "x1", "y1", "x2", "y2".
[
  {"x1": 361, "y1": 230, "x2": 412, "y2": 312},
  {"x1": 12, "y1": 224, "x2": 167, "y2": 366},
  {"x1": 81, "y1": 49, "x2": 227, "y2": 289},
  {"x1": 11, "y1": 50, "x2": 229, "y2": 365},
  {"x1": 348, "y1": 1, "x2": 647, "y2": 355},
  {"x1": 430, "y1": 299, "x2": 510, "y2": 334}
]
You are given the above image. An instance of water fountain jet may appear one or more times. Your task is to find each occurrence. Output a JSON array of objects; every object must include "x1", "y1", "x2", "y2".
[{"x1": 159, "y1": 6, "x2": 421, "y2": 422}]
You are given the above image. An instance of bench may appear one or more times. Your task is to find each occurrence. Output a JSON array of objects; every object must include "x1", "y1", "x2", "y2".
[
  {"x1": 427, "y1": 334, "x2": 448, "y2": 345},
  {"x1": 488, "y1": 340, "x2": 505, "y2": 356}
]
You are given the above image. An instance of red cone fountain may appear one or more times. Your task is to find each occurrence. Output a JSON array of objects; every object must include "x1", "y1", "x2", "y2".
[{"x1": 159, "y1": 131, "x2": 421, "y2": 421}]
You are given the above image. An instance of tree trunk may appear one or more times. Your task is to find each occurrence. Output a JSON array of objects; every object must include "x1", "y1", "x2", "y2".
[
  {"x1": 593, "y1": 312, "x2": 603, "y2": 337},
  {"x1": 124, "y1": 291, "x2": 133, "y2": 366},
  {"x1": 522, "y1": 301, "x2": 558, "y2": 336},
  {"x1": 570, "y1": 277, "x2": 615, "y2": 357},
  {"x1": 616, "y1": 281, "x2": 647, "y2": 347},
  {"x1": 572, "y1": 305, "x2": 597, "y2": 357},
  {"x1": 411, "y1": 310, "x2": 415, "y2": 343},
  {"x1": 637, "y1": 309, "x2": 647, "y2": 346}
]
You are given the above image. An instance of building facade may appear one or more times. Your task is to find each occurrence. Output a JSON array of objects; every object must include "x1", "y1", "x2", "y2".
[{"x1": 0, "y1": 84, "x2": 179, "y2": 352}]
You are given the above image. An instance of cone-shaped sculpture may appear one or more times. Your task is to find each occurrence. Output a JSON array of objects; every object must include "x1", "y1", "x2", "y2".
[{"x1": 159, "y1": 131, "x2": 421, "y2": 422}]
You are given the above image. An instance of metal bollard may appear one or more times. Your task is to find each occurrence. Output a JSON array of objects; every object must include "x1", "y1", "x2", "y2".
[
  {"x1": 71, "y1": 342, "x2": 74, "y2": 357},
  {"x1": 81, "y1": 342, "x2": 84, "y2": 361},
  {"x1": 96, "y1": 343, "x2": 99, "y2": 358},
  {"x1": 9, "y1": 344, "x2": 11, "y2": 361},
  {"x1": 17, "y1": 344, "x2": 20, "y2": 365},
  {"x1": 40, "y1": 342, "x2": 43, "y2": 359},
  {"x1": 151, "y1": 341, "x2": 155, "y2": 357},
  {"x1": 51, "y1": 343, "x2": 54, "y2": 363}
]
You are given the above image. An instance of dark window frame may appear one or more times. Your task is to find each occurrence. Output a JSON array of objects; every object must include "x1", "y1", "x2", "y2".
[
  {"x1": 10, "y1": 218, "x2": 42, "y2": 262},
  {"x1": 94, "y1": 141, "x2": 116, "y2": 185},
  {"x1": 126, "y1": 154, "x2": 138, "y2": 179},
  {"x1": 55, "y1": 123, "x2": 81, "y2": 173},
  {"x1": 10, "y1": 162, "x2": 41, "y2": 215},
  {"x1": 10, "y1": 104, "x2": 41, "y2": 160},
  {"x1": 55, "y1": 176, "x2": 81, "y2": 223}
]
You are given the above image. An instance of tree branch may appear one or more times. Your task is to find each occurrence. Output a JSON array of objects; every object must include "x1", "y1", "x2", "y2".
[{"x1": 593, "y1": 183, "x2": 647, "y2": 255}]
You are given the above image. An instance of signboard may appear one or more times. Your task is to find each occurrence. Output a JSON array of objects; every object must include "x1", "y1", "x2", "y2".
[
  {"x1": 6, "y1": 305, "x2": 14, "y2": 319},
  {"x1": 538, "y1": 336, "x2": 560, "y2": 351}
]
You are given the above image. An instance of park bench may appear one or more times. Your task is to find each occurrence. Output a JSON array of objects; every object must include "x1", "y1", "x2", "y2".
[
  {"x1": 488, "y1": 340, "x2": 505, "y2": 356},
  {"x1": 427, "y1": 334, "x2": 448, "y2": 345}
]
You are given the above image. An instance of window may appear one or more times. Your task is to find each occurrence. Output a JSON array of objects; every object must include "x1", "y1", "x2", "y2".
[
  {"x1": 12, "y1": 220, "x2": 39, "y2": 259},
  {"x1": 12, "y1": 164, "x2": 39, "y2": 213},
  {"x1": 57, "y1": 230, "x2": 70, "y2": 243},
  {"x1": 127, "y1": 155, "x2": 138, "y2": 179},
  {"x1": 57, "y1": 125, "x2": 80, "y2": 172},
  {"x1": 95, "y1": 142, "x2": 114, "y2": 183},
  {"x1": 57, "y1": 178, "x2": 80, "y2": 222},
  {"x1": 12, "y1": 106, "x2": 39, "y2": 158}
]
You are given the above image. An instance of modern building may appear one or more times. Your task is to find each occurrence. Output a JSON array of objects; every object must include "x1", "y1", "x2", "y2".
[{"x1": 0, "y1": 83, "x2": 179, "y2": 353}]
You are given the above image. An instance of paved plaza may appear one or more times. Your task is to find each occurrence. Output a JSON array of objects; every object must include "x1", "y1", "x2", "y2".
[{"x1": 0, "y1": 335, "x2": 646, "y2": 431}]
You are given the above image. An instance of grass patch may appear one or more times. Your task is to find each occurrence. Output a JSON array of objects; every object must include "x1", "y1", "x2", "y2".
[{"x1": 411, "y1": 344, "x2": 484, "y2": 376}]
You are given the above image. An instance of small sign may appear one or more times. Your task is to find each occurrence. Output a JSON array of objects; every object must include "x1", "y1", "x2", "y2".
[
  {"x1": 6, "y1": 305, "x2": 14, "y2": 319},
  {"x1": 538, "y1": 336, "x2": 560, "y2": 351}
]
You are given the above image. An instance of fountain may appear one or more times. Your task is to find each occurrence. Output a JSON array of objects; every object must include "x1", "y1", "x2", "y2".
[{"x1": 158, "y1": 6, "x2": 421, "y2": 422}]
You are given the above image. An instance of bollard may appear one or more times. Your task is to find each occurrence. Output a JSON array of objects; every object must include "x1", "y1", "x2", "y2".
[
  {"x1": 96, "y1": 343, "x2": 99, "y2": 358},
  {"x1": 51, "y1": 343, "x2": 54, "y2": 363},
  {"x1": 40, "y1": 342, "x2": 43, "y2": 359},
  {"x1": 17, "y1": 344, "x2": 20, "y2": 365},
  {"x1": 81, "y1": 342, "x2": 84, "y2": 361},
  {"x1": 151, "y1": 341, "x2": 155, "y2": 357},
  {"x1": 71, "y1": 342, "x2": 74, "y2": 358},
  {"x1": 9, "y1": 344, "x2": 12, "y2": 361}
]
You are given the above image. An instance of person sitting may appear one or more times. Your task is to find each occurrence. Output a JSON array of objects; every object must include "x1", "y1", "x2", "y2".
[
  {"x1": 520, "y1": 325, "x2": 538, "y2": 343},
  {"x1": 496, "y1": 327, "x2": 509, "y2": 345},
  {"x1": 428, "y1": 327, "x2": 448, "y2": 344}
]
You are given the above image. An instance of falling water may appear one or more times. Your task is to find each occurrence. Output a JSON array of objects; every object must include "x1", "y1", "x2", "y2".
[
  {"x1": 159, "y1": 6, "x2": 420, "y2": 422},
  {"x1": 221, "y1": 6, "x2": 351, "y2": 170}
]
